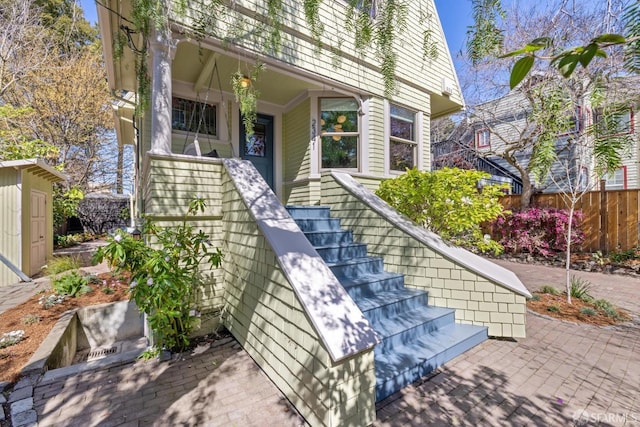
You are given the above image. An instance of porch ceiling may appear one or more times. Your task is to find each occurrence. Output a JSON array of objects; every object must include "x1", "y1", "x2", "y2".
[{"x1": 173, "y1": 42, "x2": 322, "y2": 106}]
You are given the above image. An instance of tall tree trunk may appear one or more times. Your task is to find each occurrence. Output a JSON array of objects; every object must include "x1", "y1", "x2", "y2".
[{"x1": 520, "y1": 173, "x2": 534, "y2": 209}]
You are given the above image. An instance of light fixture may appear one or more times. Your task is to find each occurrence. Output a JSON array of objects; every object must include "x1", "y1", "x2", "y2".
[{"x1": 239, "y1": 76, "x2": 251, "y2": 88}]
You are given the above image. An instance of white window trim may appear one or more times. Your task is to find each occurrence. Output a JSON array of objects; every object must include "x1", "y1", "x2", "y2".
[
  {"x1": 318, "y1": 96, "x2": 362, "y2": 171},
  {"x1": 385, "y1": 100, "x2": 422, "y2": 175},
  {"x1": 476, "y1": 128, "x2": 490, "y2": 148}
]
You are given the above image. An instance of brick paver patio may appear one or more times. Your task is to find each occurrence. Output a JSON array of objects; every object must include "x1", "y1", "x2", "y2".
[{"x1": 9, "y1": 259, "x2": 640, "y2": 426}]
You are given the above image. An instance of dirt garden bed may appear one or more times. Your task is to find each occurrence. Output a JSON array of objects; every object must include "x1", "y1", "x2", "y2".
[
  {"x1": 527, "y1": 292, "x2": 631, "y2": 326},
  {"x1": 0, "y1": 272, "x2": 130, "y2": 384}
]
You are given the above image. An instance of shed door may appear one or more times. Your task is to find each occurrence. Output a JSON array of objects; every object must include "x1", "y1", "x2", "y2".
[{"x1": 30, "y1": 191, "x2": 47, "y2": 275}]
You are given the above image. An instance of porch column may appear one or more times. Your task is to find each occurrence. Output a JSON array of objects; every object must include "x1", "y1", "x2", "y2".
[{"x1": 149, "y1": 27, "x2": 177, "y2": 154}]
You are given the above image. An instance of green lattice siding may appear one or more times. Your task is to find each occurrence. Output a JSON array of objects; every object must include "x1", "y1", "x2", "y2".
[
  {"x1": 172, "y1": 0, "x2": 462, "y2": 109},
  {"x1": 221, "y1": 169, "x2": 376, "y2": 427},
  {"x1": 143, "y1": 158, "x2": 226, "y2": 319},
  {"x1": 283, "y1": 99, "x2": 311, "y2": 182},
  {"x1": 320, "y1": 174, "x2": 527, "y2": 338}
]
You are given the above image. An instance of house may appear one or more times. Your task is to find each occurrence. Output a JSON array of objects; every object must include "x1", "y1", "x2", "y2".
[
  {"x1": 0, "y1": 159, "x2": 66, "y2": 286},
  {"x1": 432, "y1": 77, "x2": 640, "y2": 197},
  {"x1": 97, "y1": 1, "x2": 530, "y2": 425}
]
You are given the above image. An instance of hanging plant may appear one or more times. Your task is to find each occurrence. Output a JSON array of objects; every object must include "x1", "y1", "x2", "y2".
[{"x1": 231, "y1": 62, "x2": 265, "y2": 137}]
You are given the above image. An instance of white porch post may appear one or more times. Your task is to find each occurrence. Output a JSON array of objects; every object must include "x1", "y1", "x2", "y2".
[{"x1": 149, "y1": 27, "x2": 177, "y2": 154}]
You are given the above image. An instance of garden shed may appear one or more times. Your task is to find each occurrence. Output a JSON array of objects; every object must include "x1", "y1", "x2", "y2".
[{"x1": 0, "y1": 159, "x2": 66, "y2": 286}]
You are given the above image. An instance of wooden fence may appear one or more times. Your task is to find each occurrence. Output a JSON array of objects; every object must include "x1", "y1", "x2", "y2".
[{"x1": 500, "y1": 188, "x2": 640, "y2": 253}]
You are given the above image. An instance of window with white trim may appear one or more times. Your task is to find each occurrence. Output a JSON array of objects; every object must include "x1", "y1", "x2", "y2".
[
  {"x1": 172, "y1": 97, "x2": 217, "y2": 136},
  {"x1": 389, "y1": 104, "x2": 417, "y2": 171},
  {"x1": 320, "y1": 98, "x2": 359, "y2": 169},
  {"x1": 594, "y1": 108, "x2": 634, "y2": 135},
  {"x1": 605, "y1": 166, "x2": 627, "y2": 190},
  {"x1": 476, "y1": 128, "x2": 490, "y2": 148}
]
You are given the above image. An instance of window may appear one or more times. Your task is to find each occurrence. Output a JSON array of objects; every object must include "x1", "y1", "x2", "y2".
[
  {"x1": 320, "y1": 98, "x2": 359, "y2": 169},
  {"x1": 475, "y1": 129, "x2": 490, "y2": 148},
  {"x1": 172, "y1": 97, "x2": 217, "y2": 136},
  {"x1": 389, "y1": 104, "x2": 417, "y2": 171},
  {"x1": 594, "y1": 108, "x2": 634, "y2": 135},
  {"x1": 605, "y1": 167, "x2": 627, "y2": 190},
  {"x1": 566, "y1": 106, "x2": 582, "y2": 134}
]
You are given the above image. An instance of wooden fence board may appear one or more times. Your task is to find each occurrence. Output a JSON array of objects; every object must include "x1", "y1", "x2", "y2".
[{"x1": 499, "y1": 189, "x2": 640, "y2": 253}]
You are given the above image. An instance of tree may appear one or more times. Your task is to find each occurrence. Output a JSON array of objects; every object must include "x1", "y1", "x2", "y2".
[
  {"x1": 0, "y1": 0, "x2": 52, "y2": 97},
  {"x1": 468, "y1": 0, "x2": 640, "y2": 84},
  {"x1": 460, "y1": 0, "x2": 638, "y2": 208},
  {"x1": 547, "y1": 81, "x2": 634, "y2": 303}
]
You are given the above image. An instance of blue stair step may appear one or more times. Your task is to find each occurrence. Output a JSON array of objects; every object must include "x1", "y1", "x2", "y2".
[
  {"x1": 375, "y1": 323, "x2": 488, "y2": 401},
  {"x1": 340, "y1": 272, "x2": 406, "y2": 298},
  {"x1": 371, "y1": 306, "x2": 456, "y2": 353},
  {"x1": 356, "y1": 288, "x2": 429, "y2": 323},
  {"x1": 286, "y1": 205, "x2": 331, "y2": 219},
  {"x1": 294, "y1": 218, "x2": 342, "y2": 232},
  {"x1": 328, "y1": 257, "x2": 384, "y2": 279},
  {"x1": 303, "y1": 230, "x2": 353, "y2": 246},
  {"x1": 314, "y1": 243, "x2": 368, "y2": 263},
  {"x1": 285, "y1": 205, "x2": 488, "y2": 403}
]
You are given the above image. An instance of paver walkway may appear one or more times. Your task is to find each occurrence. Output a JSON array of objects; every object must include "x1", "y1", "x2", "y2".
[{"x1": 11, "y1": 259, "x2": 640, "y2": 426}]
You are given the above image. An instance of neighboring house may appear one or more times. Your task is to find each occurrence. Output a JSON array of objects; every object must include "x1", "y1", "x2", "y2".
[
  {"x1": 0, "y1": 159, "x2": 66, "y2": 286},
  {"x1": 98, "y1": 1, "x2": 529, "y2": 425},
  {"x1": 432, "y1": 78, "x2": 640, "y2": 196}
]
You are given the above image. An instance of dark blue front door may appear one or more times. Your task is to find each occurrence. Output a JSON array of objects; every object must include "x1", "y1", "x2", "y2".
[{"x1": 240, "y1": 113, "x2": 274, "y2": 189}]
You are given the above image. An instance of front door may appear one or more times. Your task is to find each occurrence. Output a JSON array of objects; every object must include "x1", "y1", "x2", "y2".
[
  {"x1": 240, "y1": 113, "x2": 274, "y2": 190},
  {"x1": 30, "y1": 190, "x2": 47, "y2": 275}
]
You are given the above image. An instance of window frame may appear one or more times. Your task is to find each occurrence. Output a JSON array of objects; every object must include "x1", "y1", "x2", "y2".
[
  {"x1": 388, "y1": 104, "x2": 418, "y2": 172},
  {"x1": 604, "y1": 166, "x2": 627, "y2": 190},
  {"x1": 171, "y1": 96, "x2": 218, "y2": 137},
  {"x1": 475, "y1": 128, "x2": 491, "y2": 148},
  {"x1": 319, "y1": 97, "x2": 361, "y2": 170},
  {"x1": 594, "y1": 107, "x2": 634, "y2": 136}
]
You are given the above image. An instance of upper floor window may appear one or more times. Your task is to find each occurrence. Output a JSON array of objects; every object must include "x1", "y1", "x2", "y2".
[
  {"x1": 475, "y1": 128, "x2": 490, "y2": 148},
  {"x1": 594, "y1": 108, "x2": 634, "y2": 135},
  {"x1": 604, "y1": 166, "x2": 627, "y2": 190},
  {"x1": 172, "y1": 97, "x2": 217, "y2": 137},
  {"x1": 320, "y1": 98, "x2": 359, "y2": 169},
  {"x1": 389, "y1": 104, "x2": 417, "y2": 171},
  {"x1": 565, "y1": 106, "x2": 582, "y2": 134}
]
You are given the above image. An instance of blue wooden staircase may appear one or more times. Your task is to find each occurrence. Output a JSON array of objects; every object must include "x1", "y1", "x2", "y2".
[{"x1": 287, "y1": 206, "x2": 488, "y2": 401}]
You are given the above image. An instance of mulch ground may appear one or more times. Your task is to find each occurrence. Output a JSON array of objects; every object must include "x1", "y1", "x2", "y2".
[
  {"x1": 0, "y1": 272, "x2": 130, "y2": 384},
  {"x1": 527, "y1": 292, "x2": 631, "y2": 326}
]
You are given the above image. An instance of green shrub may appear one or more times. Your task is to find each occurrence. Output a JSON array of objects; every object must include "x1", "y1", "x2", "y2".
[
  {"x1": 529, "y1": 294, "x2": 541, "y2": 301},
  {"x1": 547, "y1": 305, "x2": 560, "y2": 312},
  {"x1": 540, "y1": 285, "x2": 560, "y2": 295},
  {"x1": 38, "y1": 294, "x2": 65, "y2": 309},
  {"x1": 579, "y1": 307, "x2": 597, "y2": 316},
  {"x1": 570, "y1": 276, "x2": 592, "y2": 301},
  {"x1": 101, "y1": 287, "x2": 114, "y2": 295},
  {"x1": 594, "y1": 299, "x2": 614, "y2": 311},
  {"x1": 375, "y1": 167, "x2": 507, "y2": 254},
  {"x1": 52, "y1": 272, "x2": 92, "y2": 297},
  {"x1": 609, "y1": 247, "x2": 640, "y2": 263},
  {"x1": 93, "y1": 197, "x2": 223, "y2": 352},
  {"x1": 46, "y1": 256, "x2": 80, "y2": 276}
]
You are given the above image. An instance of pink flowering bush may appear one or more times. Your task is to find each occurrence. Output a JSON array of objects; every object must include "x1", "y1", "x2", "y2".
[{"x1": 491, "y1": 207, "x2": 585, "y2": 257}]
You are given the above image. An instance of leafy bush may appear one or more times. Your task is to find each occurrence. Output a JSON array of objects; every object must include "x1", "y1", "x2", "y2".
[
  {"x1": 376, "y1": 167, "x2": 507, "y2": 254},
  {"x1": 52, "y1": 272, "x2": 92, "y2": 297},
  {"x1": 540, "y1": 285, "x2": 560, "y2": 295},
  {"x1": 609, "y1": 247, "x2": 640, "y2": 263},
  {"x1": 570, "y1": 276, "x2": 592, "y2": 301},
  {"x1": 53, "y1": 186, "x2": 84, "y2": 229},
  {"x1": 491, "y1": 207, "x2": 585, "y2": 257},
  {"x1": 45, "y1": 256, "x2": 80, "y2": 275},
  {"x1": 94, "y1": 197, "x2": 223, "y2": 352}
]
